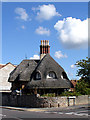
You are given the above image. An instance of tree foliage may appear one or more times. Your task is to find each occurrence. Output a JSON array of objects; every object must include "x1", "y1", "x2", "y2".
[
  {"x1": 56, "y1": 57, "x2": 90, "y2": 96},
  {"x1": 75, "y1": 79, "x2": 90, "y2": 95},
  {"x1": 75, "y1": 57, "x2": 90, "y2": 84},
  {"x1": 75, "y1": 57, "x2": 90, "y2": 95}
]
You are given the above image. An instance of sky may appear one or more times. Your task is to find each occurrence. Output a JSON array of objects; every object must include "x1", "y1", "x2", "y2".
[{"x1": 1, "y1": 2, "x2": 88, "y2": 80}]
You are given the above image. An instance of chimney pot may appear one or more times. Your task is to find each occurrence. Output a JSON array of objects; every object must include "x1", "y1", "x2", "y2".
[
  {"x1": 45, "y1": 40, "x2": 47, "y2": 45},
  {"x1": 43, "y1": 40, "x2": 45, "y2": 45},
  {"x1": 47, "y1": 40, "x2": 49, "y2": 45},
  {"x1": 47, "y1": 40, "x2": 48, "y2": 45},
  {"x1": 40, "y1": 40, "x2": 50, "y2": 59},
  {"x1": 41, "y1": 40, "x2": 43, "y2": 45}
]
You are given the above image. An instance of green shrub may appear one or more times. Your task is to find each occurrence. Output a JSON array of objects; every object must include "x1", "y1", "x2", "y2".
[
  {"x1": 60, "y1": 91, "x2": 81, "y2": 97},
  {"x1": 85, "y1": 88, "x2": 90, "y2": 95},
  {"x1": 41, "y1": 93, "x2": 56, "y2": 97},
  {"x1": 75, "y1": 79, "x2": 90, "y2": 95}
]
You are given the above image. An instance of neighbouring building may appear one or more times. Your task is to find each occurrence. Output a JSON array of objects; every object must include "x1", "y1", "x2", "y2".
[
  {"x1": 70, "y1": 80, "x2": 78, "y2": 91},
  {"x1": 8, "y1": 40, "x2": 73, "y2": 95},
  {"x1": 0, "y1": 62, "x2": 16, "y2": 92}
]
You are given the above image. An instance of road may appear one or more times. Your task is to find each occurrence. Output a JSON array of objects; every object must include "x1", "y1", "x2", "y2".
[{"x1": 0, "y1": 105, "x2": 89, "y2": 120}]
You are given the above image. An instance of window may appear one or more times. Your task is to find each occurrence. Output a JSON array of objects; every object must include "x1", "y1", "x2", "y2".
[
  {"x1": 61, "y1": 75, "x2": 63, "y2": 79},
  {"x1": 35, "y1": 72, "x2": 41, "y2": 80},
  {"x1": 47, "y1": 71, "x2": 57, "y2": 79},
  {"x1": 61, "y1": 72, "x2": 68, "y2": 79}
]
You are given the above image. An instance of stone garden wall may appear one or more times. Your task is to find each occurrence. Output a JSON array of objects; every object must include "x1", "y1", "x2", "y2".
[{"x1": 2, "y1": 93, "x2": 89, "y2": 108}]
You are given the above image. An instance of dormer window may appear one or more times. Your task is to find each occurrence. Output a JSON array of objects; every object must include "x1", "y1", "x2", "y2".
[
  {"x1": 47, "y1": 71, "x2": 57, "y2": 79},
  {"x1": 61, "y1": 75, "x2": 63, "y2": 79},
  {"x1": 61, "y1": 72, "x2": 68, "y2": 80},
  {"x1": 34, "y1": 72, "x2": 41, "y2": 80}
]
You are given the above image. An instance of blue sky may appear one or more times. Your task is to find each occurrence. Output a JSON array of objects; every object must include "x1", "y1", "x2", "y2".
[{"x1": 2, "y1": 2, "x2": 88, "y2": 80}]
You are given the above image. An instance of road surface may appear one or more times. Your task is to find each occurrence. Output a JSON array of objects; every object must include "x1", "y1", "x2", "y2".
[{"x1": 0, "y1": 105, "x2": 89, "y2": 120}]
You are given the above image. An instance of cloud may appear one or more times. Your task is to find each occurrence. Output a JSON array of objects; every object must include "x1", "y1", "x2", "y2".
[
  {"x1": 21, "y1": 25, "x2": 26, "y2": 29},
  {"x1": 70, "y1": 64, "x2": 75, "y2": 69},
  {"x1": 36, "y1": 4, "x2": 61, "y2": 21},
  {"x1": 54, "y1": 51, "x2": 68, "y2": 59},
  {"x1": 35, "y1": 26, "x2": 50, "y2": 36},
  {"x1": 32, "y1": 7, "x2": 37, "y2": 12},
  {"x1": 67, "y1": 72, "x2": 74, "y2": 79},
  {"x1": 54, "y1": 17, "x2": 88, "y2": 49},
  {"x1": 67, "y1": 72, "x2": 73, "y2": 77},
  {"x1": 30, "y1": 55, "x2": 40, "y2": 60},
  {"x1": 15, "y1": 7, "x2": 29, "y2": 21}
]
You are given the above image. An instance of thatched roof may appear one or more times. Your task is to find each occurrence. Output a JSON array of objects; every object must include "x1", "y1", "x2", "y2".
[
  {"x1": 9, "y1": 54, "x2": 73, "y2": 89},
  {"x1": 8, "y1": 60, "x2": 39, "y2": 82}
]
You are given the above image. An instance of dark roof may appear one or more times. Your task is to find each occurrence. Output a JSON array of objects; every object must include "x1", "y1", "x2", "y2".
[
  {"x1": 26, "y1": 54, "x2": 73, "y2": 88},
  {"x1": 9, "y1": 54, "x2": 73, "y2": 89},
  {"x1": 8, "y1": 60, "x2": 39, "y2": 82}
]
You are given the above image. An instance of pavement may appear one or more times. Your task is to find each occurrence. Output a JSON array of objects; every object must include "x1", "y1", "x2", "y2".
[{"x1": 0, "y1": 104, "x2": 89, "y2": 112}]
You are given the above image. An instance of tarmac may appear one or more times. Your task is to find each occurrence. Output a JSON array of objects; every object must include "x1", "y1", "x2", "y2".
[{"x1": 0, "y1": 104, "x2": 89, "y2": 112}]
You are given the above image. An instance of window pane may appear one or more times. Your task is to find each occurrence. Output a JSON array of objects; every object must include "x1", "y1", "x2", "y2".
[
  {"x1": 35, "y1": 72, "x2": 41, "y2": 79},
  {"x1": 47, "y1": 72, "x2": 56, "y2": 79}
]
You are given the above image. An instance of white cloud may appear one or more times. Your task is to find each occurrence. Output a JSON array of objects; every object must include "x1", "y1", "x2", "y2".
[
  {"x1": 35, "y1": 26, "x2": 50, "y2": 36},
  {"x1": 67, "y1": 72, "x2": 73, "y2": 77},
  {"x1": 54, "y1": 51, "x2": 68, "y2": 59},
  {"x1": 36, "y1": 4, "x2": 61, "y2": 21},
  {"x1": 21, "y1": 25, "x2": 26, "y2": 29},
  {"x1": 70, "y1": 64, "x2": 75, "y2": 69},
  {"x1": 54, "y1": 17, "x2": 88, "y2": 49},
  {"x1": 15, "y1": 7, "x2": 29, "y2": 21},
  {"x1": 32, "y1": 7, "x2": 37, "y2": 12},
  {"x1": 30, "y1": 55, "x2": 40, "y2": 60}
]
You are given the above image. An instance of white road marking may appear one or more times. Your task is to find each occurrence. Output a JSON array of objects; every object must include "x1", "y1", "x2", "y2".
[
  {"x1": 44, "y1": 110, "x2": 89, "y2": 117},
  {"x1": 74, "y1": 110, "x2": 89, "y2": 116},
  {"x1": 0, "y1": 114, "x2": 6, "y2": 117},
  {"x1": 65, "y1": 112, "x2": 75, "y2": 115},
  {"x1": 45, "y1": 111, "x2": 59, "y2": 114},
  {"x1": 74, "y1": 113, "x2": 88, "y2": 116},
  {"x1": 58, "y1": 112, "x2": 63, "y2": 114},
  {"x1": 44, "y1": 112, "x2": 52, "y2": 113},
  {"x1": 65, "y1": 111, "x2": 89, "y2": 117}
]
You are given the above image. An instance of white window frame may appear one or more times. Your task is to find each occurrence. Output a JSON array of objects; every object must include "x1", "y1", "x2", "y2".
[
  {"x1": 36, "y1": 72, "x2": 41, "y2": 80},
  {"x1": 47, "y1": 71, "x2": 56, "y2": 79}
]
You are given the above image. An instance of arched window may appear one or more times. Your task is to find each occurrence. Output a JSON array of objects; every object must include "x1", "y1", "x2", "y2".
[
  {"x1": 61, "y1": 72, "x2": 68, "y2": 79},
  {"x1": 34, "y1": 72, "x2": 41, "y2": 80},
  {"x1": 61, "y1": 75, "x2": 63, "y2": 79},
  {"x1": 47, "y1": 71, "x2": 57, "y2": 79}
]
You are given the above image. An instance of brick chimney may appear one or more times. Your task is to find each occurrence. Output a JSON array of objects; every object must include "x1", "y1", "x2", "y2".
[{"x1": 40, "y1": 40, "x2": 50, "y2": 59}]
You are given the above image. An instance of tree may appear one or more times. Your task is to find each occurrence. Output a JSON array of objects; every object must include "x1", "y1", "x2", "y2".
[
  {"x1": 75, "y1": 79, "x2": 90, "y2": 95},
  {"x1": 75, "y1": 57, "x2": 90, "y2": 95},
  {"x1": 75, "y1": 57, "x2": 90, "y2": 86}
]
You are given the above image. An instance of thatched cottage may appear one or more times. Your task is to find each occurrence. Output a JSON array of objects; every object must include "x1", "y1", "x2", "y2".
[{"x1": 8, "y1": 40, "x2": 73, "y2": 95}]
